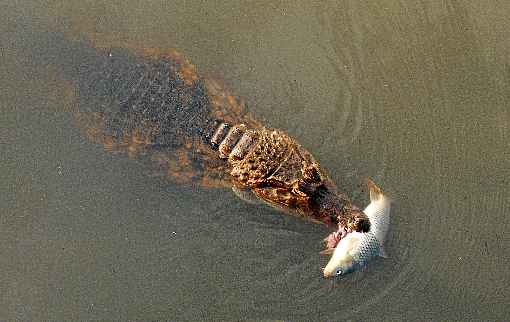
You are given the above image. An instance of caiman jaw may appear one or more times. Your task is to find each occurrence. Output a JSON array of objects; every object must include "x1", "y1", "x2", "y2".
[{"x1": 322, "y1": 203, "x2": 371, "y2": 251}]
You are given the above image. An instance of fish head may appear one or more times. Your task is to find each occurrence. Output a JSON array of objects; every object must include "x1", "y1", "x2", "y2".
[
  {"x1": 323, "y1": 232, "x2": 363, "y2": 278},
  {"x1": 323, "y1": 231, "x2": 382, "y2": 278},
  {"x1": 323, "y1": 252, "x2": 357, "y2": 278}
]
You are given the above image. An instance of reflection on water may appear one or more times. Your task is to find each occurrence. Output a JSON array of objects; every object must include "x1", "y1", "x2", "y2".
[{"x1": 1, "y1": 1, "x2": 509, "y2": 321}]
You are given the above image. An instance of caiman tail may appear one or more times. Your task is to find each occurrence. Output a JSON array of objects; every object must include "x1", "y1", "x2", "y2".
[{"x1": 29, "y1": 26, "x2": 371, "y2": 233}]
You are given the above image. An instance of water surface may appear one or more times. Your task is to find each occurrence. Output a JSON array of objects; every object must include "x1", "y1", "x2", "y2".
[{"x1": 1, "y1": 1, "x2": 509, "y2": 321}]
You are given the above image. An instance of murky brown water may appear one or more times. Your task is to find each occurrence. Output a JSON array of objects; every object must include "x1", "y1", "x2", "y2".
[{"x1": 1, "y1": 1, "x2": 509, "y2": 321}]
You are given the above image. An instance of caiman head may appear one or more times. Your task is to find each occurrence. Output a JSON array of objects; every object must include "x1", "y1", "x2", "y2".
[
  {"x1": 227, "y1": 127, "x2": 371, "y2": 232},
  {"x1": 297, "y1": 164, "x2": 371, "y2": 233}
]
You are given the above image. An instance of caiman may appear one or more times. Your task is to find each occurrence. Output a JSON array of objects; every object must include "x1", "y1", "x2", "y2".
[{"x1": 37, "y1": 31, "x2": 371, "y2": 256}]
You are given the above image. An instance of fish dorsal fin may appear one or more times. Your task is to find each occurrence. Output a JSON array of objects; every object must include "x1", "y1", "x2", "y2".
[{"x1": 367, "y1": 178, "x2": 384, "y2": 202}]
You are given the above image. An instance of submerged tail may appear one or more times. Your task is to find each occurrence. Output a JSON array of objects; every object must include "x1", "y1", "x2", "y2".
[
  {"x1": 16, "y1": 21, "x2": 262, "y2": 187},
  {"x1": 11, "y1": 17, "x2": 105, "y2": 82}
]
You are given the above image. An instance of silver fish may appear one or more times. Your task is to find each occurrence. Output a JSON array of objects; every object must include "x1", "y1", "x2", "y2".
[{"x1": 323, "y1": 180, "x2": 391, "y2": 278}]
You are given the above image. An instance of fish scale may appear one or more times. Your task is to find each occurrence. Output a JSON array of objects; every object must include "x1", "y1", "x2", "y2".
[{"x1": 353, "y1": 232, "x2": 381, "y2": 262}]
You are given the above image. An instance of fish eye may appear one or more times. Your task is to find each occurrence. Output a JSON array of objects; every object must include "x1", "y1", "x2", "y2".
[{"x1": 335, "y1": 269, "x2": 342, "y2": 276}]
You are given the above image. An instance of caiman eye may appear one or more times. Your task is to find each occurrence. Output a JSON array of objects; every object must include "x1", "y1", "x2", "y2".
[
  {"x1": 335, "y1": 269, "x2": 342, "y2": 276},
  {"x1": 303, "y1": 165, "x2": 322, "y2": 183}
]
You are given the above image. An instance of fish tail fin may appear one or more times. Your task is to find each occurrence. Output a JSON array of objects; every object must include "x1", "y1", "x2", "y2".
[{"x1": 366, "y1": 178, "x2": 385, "y2": 202}]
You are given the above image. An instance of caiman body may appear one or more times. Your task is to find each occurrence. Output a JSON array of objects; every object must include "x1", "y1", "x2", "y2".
[{"x1": 56, "y1": 35, "x2": 370, "y2": 238}]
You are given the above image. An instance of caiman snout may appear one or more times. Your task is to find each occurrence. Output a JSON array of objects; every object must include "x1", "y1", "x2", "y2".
[
  {"x1": 310, "y1": 186, "x2": 371, "y2": 232},
  {"x1": 348, "y1": 210, "x2": 371, "y2": 233}
]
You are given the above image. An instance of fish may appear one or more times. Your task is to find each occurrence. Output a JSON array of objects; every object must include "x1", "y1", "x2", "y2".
[
  {"x1": 323, "y1": 179, "x2": 391, "y2": 278},
  {"x1": 23, "y1": 25, "x2": 376, "y2": 274}
]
